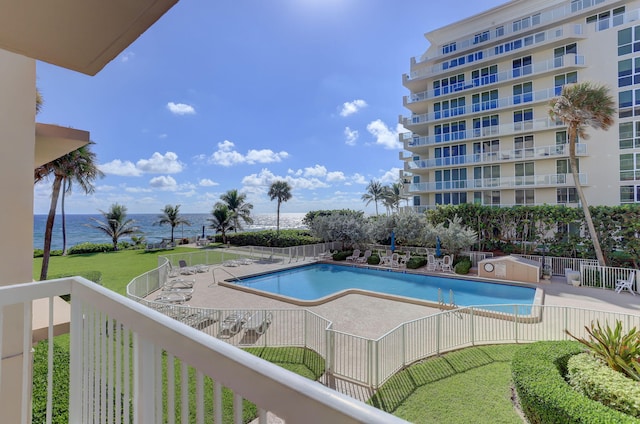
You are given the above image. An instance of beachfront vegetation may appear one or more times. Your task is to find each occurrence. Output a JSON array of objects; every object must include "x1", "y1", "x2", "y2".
[
  {"x1": 88, "y1": 203, "x2": 140, "y2": 251},
  {"x1": 217, "y1": 189, "x2": 254, "y2": 232},
  {"x1": 154, "y1": 204, "x2": 192, "y2": 243},
  {"x1": 268, "y1": 180, "x2": 292, "y2": 236},
  {"x1": 213, "y1": 229, "x2": 320, "y2": 248},
  {"x1": 361, "y1": 179, "x2": 385, "y2": 215},
  {"x1": 34, "y1": 143, "x2": 103, "y2": 279},
  {"x1": 208, "y1": 204, "x2": 234, "y2": 244},
  {"x1": 549, "y1": 82, "x2": 616, "y2": 267}
]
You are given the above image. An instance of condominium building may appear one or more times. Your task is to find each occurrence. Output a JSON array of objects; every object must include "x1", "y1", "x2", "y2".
[{"x1": 400, "y1": 0, "x2": 639, "y2": 212}]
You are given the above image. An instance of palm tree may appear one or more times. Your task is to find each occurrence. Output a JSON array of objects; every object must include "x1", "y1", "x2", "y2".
[
  {"x1": 34, "y1": 144, "x2": 103, "y2": 279},
  {"x1": 268, "y1": 180, "x2": 292, "y2": 236},
  {"x1": 217, "y1": 189, "x2": 253, "y2": 232},
  {"x1": 549, "y1": 82, "x2": 615, "y2": 266},
  {"x1": 382, "y1": 181, "x2": 405, "y2": 214},
  {"x1": 60, "y1": 144, "x2": 103, "y2": 255},
  {"x1": 208, "y1": 204, "x2": 234, "y2": 244},
  {"x1": 88, "y1": 203, "x2": 140, "y2": 251},
  {"x1": 361, "y1": 180, "x2": 385, "y2": 215},
  {"x1": 154, "y1": 204, "x2": 192, "y2": 243}
]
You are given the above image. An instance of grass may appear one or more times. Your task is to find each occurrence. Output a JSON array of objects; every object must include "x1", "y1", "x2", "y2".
[{"x1": 370, "y1": 344, "x2": 524, "y2": 423}]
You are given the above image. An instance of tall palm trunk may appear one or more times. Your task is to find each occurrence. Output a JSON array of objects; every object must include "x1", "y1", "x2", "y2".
[
  {"x1": 61, "y1": 178, "x2": 68, "y2": 255},
  {"x1": 40, "y1": 175, "x2": 63, "y2": 280},
  {"x1": 276, "y1": 201, "x2": 281, "y2": 236},
  {"x1": 568, "y1": 126, "x2": 606, "y2": 266}
]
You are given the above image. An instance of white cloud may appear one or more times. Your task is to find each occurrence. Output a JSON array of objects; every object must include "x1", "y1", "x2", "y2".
[
  {"x1": 167, "y1": 102, "x2": 196, "y2": 115},
  {"x1": 303, "y1": 165, "x2": 327, "y2": 178},
  {"x1": 344, "y1": 126, "x2": 358, "y2": 146},
  {"x1": 99, "y1": 160, "x2": 143, "y2": 177},
  {"x1": 379, "y1": 167, "x2": 402, "y2": 184},
  {"x1": 199, "y1": 178, "x2": 218, "y2": 187},
  {"x1": 241, "y1": 168, "x2": 328, "y2": 192},
  {"x1": 351, "y1": 173, "x2": 368, "y2": 185},
  {"x1": 339, "y1": 99, "x2": 367, "y2": 117},
  {"x1": 206, "y1": 140, "x2": 289, "y2": 167},
  {"x1": 120, "y1": 51, "x2": 135, "y2": 63},
  {"x1": 149, "y1": 175, "x2": 178, "y2": 190},
  {"x1": 137, "y1": 152, "x2": 184, "y2": 174},
  {"x1": 366, "y1": 119, "x2": 404, "y2": 150},
  {"x1": 326, "y1": 171, "x2": 346, "y2": 182}
]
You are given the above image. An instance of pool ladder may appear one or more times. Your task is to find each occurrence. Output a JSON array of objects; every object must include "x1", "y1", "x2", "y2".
[{"x1": 209, "y1": 266, "x2": 242, "y2": 287}]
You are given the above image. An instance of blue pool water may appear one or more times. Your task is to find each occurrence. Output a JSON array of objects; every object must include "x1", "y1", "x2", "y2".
[{"x1": 236, "y1": 264, "x2": 536, "y2": 310}]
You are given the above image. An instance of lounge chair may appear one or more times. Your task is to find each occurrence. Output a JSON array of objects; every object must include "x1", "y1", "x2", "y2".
[
  {"x1": 218, "y1": 311, "x2": 247, "y2": 336},
  {"x1": 181, "y1": 311, "x2": 218, "y2": 330},
  {"x1": 379, "y1": 249, "x2": 392, "y2": 266},
  {"x1": 615, "y1": 271, "x2": 636, "y2": 295},
  {"x1": 346, "y1": 249, "x2": 361, "y2": 262},
  {"x1": 243, "y1": 311, "x2": 272, "y2": 335},
  {"x1": 355, "y1": 250, "x2": 372, "y2": 264},
  {"x1": 178, "y1": 259, "x2": 196, "y2": 275},
  {"x1": 164, "y1": 278, "x2": 195, "y2": 290},
  {"x1": 154, "y1": 291, "x2": 190, "y2": 304}
]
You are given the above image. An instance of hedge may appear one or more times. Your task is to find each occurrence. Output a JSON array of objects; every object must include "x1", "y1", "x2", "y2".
[
  {"x1": 512, "y1": 341, "x2": 639, "y2": 423},
  {"x1": 213, "y1": 229, "x2": 321, "y2": 248}
]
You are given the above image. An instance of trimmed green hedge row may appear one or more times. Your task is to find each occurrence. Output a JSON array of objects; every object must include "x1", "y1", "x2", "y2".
[
  {"x1": 568, "y1": 353, "x2": 640, "y2": 418},
  {"x1": 512, "y1": 341, "x2": 639, "y2": 423},
  {"x1": 214, "y1": 229, "x2": 321, "y2": 248}
]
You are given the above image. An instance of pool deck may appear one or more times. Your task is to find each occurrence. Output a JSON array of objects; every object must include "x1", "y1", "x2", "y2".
[{"x1": 162, "y1": 258, "x2": 640, "y2": 339}]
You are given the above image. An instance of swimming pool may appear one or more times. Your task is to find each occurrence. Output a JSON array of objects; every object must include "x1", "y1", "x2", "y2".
[{"x1": 229, "y1": 263, "x2": 539, "y2": 312}]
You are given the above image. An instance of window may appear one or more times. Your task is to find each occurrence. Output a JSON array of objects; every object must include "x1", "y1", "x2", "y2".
[
  {"x1": 557, "y1": 159, "x2": 579, "y2": 183},
  {"x1": 617, "y1": 26, "x2": 640, "y2": 56},
  {"x1": 474, "y1": 165, "x2": 500, "y2": 188},
  {"x1": 515, "y1": 162, "x2": 535, "y2": 185},
  {"x1": 514, "y1": 109, "x2": 533, "y2": 131},
  {"x1": 442, "y1": 42, "x2": 457, "y2": 55},
  {"x1": 618, "y1": 58, "x2": 640, "y2": 87},
  {"x1": 554, "y1": 43, "x2": 578, "y2": 67},
  {"x1": 496, "y1": 26, "x2": 504, "y2": 37},
  {"x1": 513, "y1": 82, "x2": 533, "y2": 104},
  {"x1": 413, "y1": 196, "x2": 421, "y2": 206},
  {"x1": 483, "y1": 190, "x2": 501, "y2": 206},
  {"x1": 572, "y1": 0, "x2": 607, "y2": 13},
  {"x1": 472, "y1": 90, "x2": 498, "y2": 112},
  {"x1": 618, "y1": 89, "x2": 640, "y2": 118},
  {"x1": 588, "y1": 6, "x2": 625, "y2": 30},
  {"x1": 435, "y1": 168, "x2": 467, "y2": 190},
  {"x1": 515, "y1": 189, "x2": 535, "y2": 205},
  {"x1": 513, "y1": 17, "x2": 531, "y2": 32},
  {"x1": 512, "y1": 56, "x2": 532, "y2": 78},
  {"x1": 474, "y1": 31, "x2": 489, "y2": 44},
  {"x1": 620, "y1": 153, "x2": 640, "y2": 181},
  {"x1": 619, "y1": 121, "x2": 640, "y2": 149},
  {"x1": 434, "y1": 97, "x2": 466, "y2": 119},
  {"x1": 433, "y1": 74, "x2": 465, "y2": 97},
  {"x1": 471, "y1": 65, "x2": 498, "y2": 87},
  {"x1": 434, "y1": 121, "x2": 466, "y2": 142},
  {"x1": 620, "y1": 185, "x2": 640, "y2": 203},
  {"x1": 413, "y1": 175, "x2": 420, "y2": 183},
  {"x1": 554, "y1": 72, "x2": 578, "y2": 95},
  {"x1": 514, "y1": 135, "x2": 534, "y2": 158},
  {"x1": 557, "y1": 188, "x2": 577, "y2": 204},
  {"x1": 434, "y1": 144, "x2": 467, "y2": 166},
  {"x1": 472, "y1": 115, "x2": 499, "y2": 137},
  {"x1": 435, "y1": 192, "x2": 468, "y2": 205}
]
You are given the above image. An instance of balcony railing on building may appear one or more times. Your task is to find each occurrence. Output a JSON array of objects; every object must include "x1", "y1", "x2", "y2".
[
  {"x1": 406, "y1": 144, "x2": 587, "y2": 171},
  {"x1": 405, "y1": 173, "x2": 586, "y2": 193}
]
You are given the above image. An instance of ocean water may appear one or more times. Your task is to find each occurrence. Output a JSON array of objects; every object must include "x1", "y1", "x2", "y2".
[{"x1": 33, "y1": 213, "x2": 307, "y2": 250}]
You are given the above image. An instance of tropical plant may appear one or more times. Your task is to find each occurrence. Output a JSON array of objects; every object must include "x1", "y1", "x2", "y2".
[
  {"x1": 382, "y1": 181, "x2": 405, "y2": 214},
  {"x1": 34, "y1": 143, "x2": 103, "y2": 279},
  {"x1": 549, "y1": 82, "x2": 615, "y2": 266},
  {"x1": 361, "y1": 180, "x2": 384, "y2": 215},
  {"x1": 268, "y1": 180, "x2": 292, "y2": 236},
  {"x1": 208, "y1": 204, "x2": 234, "y2": 244},
  {"x1": 217, "y1": 189, "x2": 253, "y2": 232},
  {"x1": 566, "y1": 320, "x2": 640, "y2": 381},
  {"x1": 88, "y1": 203, "x2": 140, "y2": 251},
  {"x1": 154, "y1": 204, "x2": 192, "y2": 243},
  {"x1": 308, "y1": 212, "x2": 371, "y2": 249}
]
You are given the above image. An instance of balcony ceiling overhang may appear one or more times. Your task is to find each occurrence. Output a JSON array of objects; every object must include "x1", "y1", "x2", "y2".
[
  {"x1": 35, "y1": 123, "x2": 90, "y2": 168},
  {"x1": 0, "y1": 0, "x2": 178, "y2": 76}
]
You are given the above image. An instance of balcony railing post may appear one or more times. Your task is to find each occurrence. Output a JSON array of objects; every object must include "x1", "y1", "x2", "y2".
[{"x1": 134, "y1": 334, "x2": 158, "y2": 423}]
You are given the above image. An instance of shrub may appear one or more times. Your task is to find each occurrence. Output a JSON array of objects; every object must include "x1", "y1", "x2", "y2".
[
  {"x1": 512, "y1": 341, "x2": 637, "y2": 423},
  {"x1": 67, "y1": 242, "x2": 114, "y2": 255},
  {"x1": 332, "y1": 250, "x2": 351, "y2": 261},
  {"x1": 214, "y1": 230, "x2": 321, "y2": 248},
  {"x1": 406, "y1": 256, "x2": 426, "y2": 269},
  {"x1": 566, "y1": 320, "x2": 640, "y2": 381},
  {"x1": 32, "y1": 340, "x2": 70, "y2": 423},
  {"x1": 567, "y1": 353, "x2": 640, "y2": 417},
  {"x1": 367, "y1": 254, "x2": 380, "y2": 265},
  {"x1": 454, "y1": 257, "x2": 472, "y2": 274}
]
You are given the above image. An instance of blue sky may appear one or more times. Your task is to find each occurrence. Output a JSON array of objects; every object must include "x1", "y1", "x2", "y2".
[{"x1": 34, "y1": 0, "x2": 504, "y2": 215}]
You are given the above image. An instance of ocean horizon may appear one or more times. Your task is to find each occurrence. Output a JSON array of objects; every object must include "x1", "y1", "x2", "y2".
[{"x1": 33, "y1": 212, "x2": 307, "y2": 250}]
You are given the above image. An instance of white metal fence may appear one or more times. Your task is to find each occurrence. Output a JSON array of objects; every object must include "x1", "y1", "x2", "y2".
[
  {"x1": 1, "y1": 277, "x2": 402, "y2": 423},
  {"x1": 580, "y1": 264, "x2": 638, "y2": 291},
  {"x1": 513, "y1": 254, "x2": 598, "y2": 275}
]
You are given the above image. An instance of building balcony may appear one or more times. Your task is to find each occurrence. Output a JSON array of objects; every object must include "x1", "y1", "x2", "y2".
[
  {"x1": 403, "y1": 55, "x2": 585, "y2": 113},
  {"x1": 406, "y1": 173, "x2": 586, "y2": 193},
  {"x1": 403, "y1": 118, "x2": 565, "y2": 153},
  {"x1": 407, "y1": 0, "x2": 619, "y2": 68},
  {"x1": 0, "y1": 277, "x2": 402, "y2": 423},
  {"x1": 404, "y1": 87, "x2": 560, "y2": 125},
  {"x1": 406, "y1": 143, "x2": 587, "y2": 172},
  {"x1": 404, "y1": 23, "x2": 586, "y2": 88}
]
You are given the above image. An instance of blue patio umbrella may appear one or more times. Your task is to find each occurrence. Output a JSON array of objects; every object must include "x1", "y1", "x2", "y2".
[
  {"x1": 390, "y1": 230, "x2": 396, "y2": 252},
  {"x1": 435, "y1": 236, "x2": 442, "y2": 257}
]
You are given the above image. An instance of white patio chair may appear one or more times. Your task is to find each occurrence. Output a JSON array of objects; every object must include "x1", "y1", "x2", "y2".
[
  {"x1": 346, "y1": 249, "x2": 361, "y2": 262},
  {"x1": 243, "y1": 311, "x2": 273, "y2": 335},
  {"x1": 426, "y1": 254, "x2": 437, "y2": 271},
  {"x1": 615, "y1": 271, "x2": 636, "y2": 295},
  {"x1": 441, "y1": 255, "x2": 453, "y2": 272},
  {"x1": 355, "y1": 250, "x2": 372, "y2": 264}
]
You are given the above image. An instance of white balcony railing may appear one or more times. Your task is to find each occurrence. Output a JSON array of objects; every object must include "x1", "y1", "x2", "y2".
[
  {"x1": 405, "y1": 55, "x2": 585, "y2": 104},
  {"x1": 407, "y1": 143, "x2": 587, "y2": 170},
  {"x1": 406, "y1": 173, "x2": 586, "y2": 193},
  {"x1": 0, "y1": 277, "x2": 403, "y2": 423}
]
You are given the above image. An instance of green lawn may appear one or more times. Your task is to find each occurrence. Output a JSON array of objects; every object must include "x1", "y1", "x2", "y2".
[{"x1": 370, "y1": 344, "x2": 524, "y2": 423}]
